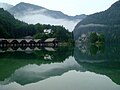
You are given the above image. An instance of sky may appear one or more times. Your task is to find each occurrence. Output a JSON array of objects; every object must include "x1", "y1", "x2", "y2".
[{"x1": 0, "y1": 0, "x2": 118, "y2": 16}]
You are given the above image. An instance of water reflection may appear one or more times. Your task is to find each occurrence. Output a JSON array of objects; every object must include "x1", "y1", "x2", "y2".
[
  {"x1": 1, "y1": 57, "x2": 81, "y2": 85},
  {"x1": 74, "y1": 44, "x2": 120, "y2": 85},
  {"x1": 75, "y1": 44, "x2": 120, "y2": 61},
  {"x1": 0, "y1": 46, "x2": 75, "y2": 85},
  {"x1": 0, "y1": 44, "x2": 120, "y2": 90},
  {"x1": 1, "y1": 71, "x2": 120, "y2": 90}
]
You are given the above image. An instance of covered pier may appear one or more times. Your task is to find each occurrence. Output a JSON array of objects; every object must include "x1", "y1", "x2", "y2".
[
  {"x1": 0, "y1": 38, "x2": 58, "y2": 48},
  {"x1": 44, "y1": 38, "x2": 58, "y2": 47}
]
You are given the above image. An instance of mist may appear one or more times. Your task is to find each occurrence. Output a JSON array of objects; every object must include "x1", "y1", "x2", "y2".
[{"x1": 14, "y1": 10, "x2": 80, "y2": 31}]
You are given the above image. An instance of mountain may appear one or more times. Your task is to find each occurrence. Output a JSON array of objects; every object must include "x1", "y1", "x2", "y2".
[
  {"x1": 73, "y1": 0, "x2": 120, "y2": 43},
  {"x1": 0, "y1": 8, "x2": 72, "y2": 42},
  {"x1": 75, "y1": 1, "x2": 120, "y2": 25},
  {"x1": 0, "y1": 3, "x2": 13, "y2": 10},
  {"x1": 8, "y1": 2, "x2": 86, "y2": 31},
  {"x1": 9, "y1": 2, "x2": 86, "y2": 20}
]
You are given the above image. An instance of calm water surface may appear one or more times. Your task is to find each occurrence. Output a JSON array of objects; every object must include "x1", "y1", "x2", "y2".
[{"x1": 0, "y1": 45, "x2": 120, "y2": 90}]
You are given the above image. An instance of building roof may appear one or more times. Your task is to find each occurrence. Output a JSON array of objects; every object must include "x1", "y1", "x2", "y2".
[
  {"x1": 44, "y1": 29, "x2": 52, "y2": 31},
  {"x1": 44, "y1": 38, "x2": 56, "y2": 42},
  {"x1": 24, "y1": 36, "x2": 33, "y2": 39},
  {"x1": 34, "y1": 39, "x2": 41, "y2": 42},
  {"x1": 0, "y1": 39, "x2": 41, "y2": 43},
  {"x1": 0, "y1": 38, "x2": 5, "y2": 41},
  {"x1": 0, "y1": 39, "x2": 25, "y2": 43},
  {"x1": 81, "y1": 34, "x2": 86, "y2": 38},
  {"x1": 45, "y1": 47, "x2": 56, "y2": 51},
  {"x1": 20, "y1": 39, "x2": 32, "y2": 43}
]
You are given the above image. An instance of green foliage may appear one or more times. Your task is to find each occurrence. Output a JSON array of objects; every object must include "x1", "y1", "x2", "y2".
[
  {"x1": 89, "y1": 45, "x2": 98, "y2": 55},
  {"x1": 0, "y1": 8, "x2": 73, "y2": 42},
  {"x1": 0, "y1": 8, "x2": 29, "y2": 38},
  {"x1": 99, "y1": 33, "x2": 105, "y2": 42},
  {"x1": 90, "y1": 32, "x2": 105, "y2": 43},
  {"x1": 0, "y1": 46, "x2": 73, "y2": 82},
  {"x1": 90, "y1": 32, "x2": 98, "y2": 43},
  {"x1": 34, "y1": 24, "x2": 73, "y2": 42}
]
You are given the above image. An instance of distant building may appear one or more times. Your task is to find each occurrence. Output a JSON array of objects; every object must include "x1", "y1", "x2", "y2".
[
  {"x1": 44, "y1": 54, "x2": 52, "y2": 60},
  {"x1": 81, "y1": 34, "x2": 87, "y2": 41},
  {"x1": 77, "y1": 34, "x2": 87, "y2": 43},
  {"x1": 44, "y1": 29, "x2": 52, "y2": 34}
]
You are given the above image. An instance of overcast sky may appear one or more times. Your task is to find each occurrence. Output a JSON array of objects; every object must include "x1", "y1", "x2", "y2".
[{"x1": 0, "y1": 0, "x2": 118, "y2": 16}]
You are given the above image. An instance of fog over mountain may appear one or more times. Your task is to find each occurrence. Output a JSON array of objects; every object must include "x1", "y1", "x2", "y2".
[
  {"x1": 0, "y1": 3, "x2": 13, "y2": 10},
  {"x1": 16, "y1": 13, "x2": 79, "y2": 31},
  {"x1": 7, "y1": 2, "x2": 86, "y2": 31}
]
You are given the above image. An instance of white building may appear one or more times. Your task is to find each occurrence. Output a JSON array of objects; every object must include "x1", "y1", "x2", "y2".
[{"x1": 44, "y1": 29, "x2": 52, "y2": 34}]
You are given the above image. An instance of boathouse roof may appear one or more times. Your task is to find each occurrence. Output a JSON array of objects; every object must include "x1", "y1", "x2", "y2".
[
  {"x1": 0, "y1": 39, "x2": 41, "y2": 43},
  {"x1": 44, "y1": 38, "x2": 56, "y2": 42},
  {"x1": 45, "y1": 47, "x2": 56, "y2": 51},
  {"x1": 24, "y1": 36, "x2": 33, "y2": 39}
]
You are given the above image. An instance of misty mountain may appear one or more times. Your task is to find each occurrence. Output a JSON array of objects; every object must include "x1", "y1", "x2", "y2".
[
  {"x1": 0, "y1": 8, "x2": 72, "y2": 42},
  {"x1": 0, "y1": 3, "x2": 13, "y2": 10},
  {"x1": 73, "y1": 0, "x2": 120, "y2": 43},
  {"x1": 9, "y1": 2, "x2": 86, "y2": 20},
  {"x1": 8, "y1": 2, "x2": 86, "y2": 31}
]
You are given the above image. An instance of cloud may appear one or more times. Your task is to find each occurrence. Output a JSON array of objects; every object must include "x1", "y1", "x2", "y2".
[{"x1": 14, "y1": 11, "x2": 80, "y2": 31}]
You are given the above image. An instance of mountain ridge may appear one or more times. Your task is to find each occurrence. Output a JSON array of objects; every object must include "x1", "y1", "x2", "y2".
[
  {"x1": 5, "y1": 2, "x2": 87, "y2": 31},
  {"x1": 8, "y1": 2, "x2": 86, "y2": 20},
  {"x1": 75, "y1": 0, "x2": 120, "y2": 27},
  {"x1": 73, "y1": 0, "x2": 120, "y2": 43}
]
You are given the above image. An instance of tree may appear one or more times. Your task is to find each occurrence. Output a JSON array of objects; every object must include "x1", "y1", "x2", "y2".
[
  {"x1": 99, "y1": 33, "x2": 105, "y2": 43},
  {"x1": 90, "y1": 32, "x2": 98, "y2": 43},
  {"x1": 0, "y1": 8, "x2": 74, "y2": 42}
]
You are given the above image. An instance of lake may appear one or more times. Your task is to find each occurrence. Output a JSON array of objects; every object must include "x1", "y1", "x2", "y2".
[{"x1": 0, "y1": 44, "x2": 120, "y2": 90}]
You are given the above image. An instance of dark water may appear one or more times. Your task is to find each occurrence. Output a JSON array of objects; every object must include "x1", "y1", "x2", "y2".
[{"x1": 0, "y1": 45, "x2": 120, "y2": 90}]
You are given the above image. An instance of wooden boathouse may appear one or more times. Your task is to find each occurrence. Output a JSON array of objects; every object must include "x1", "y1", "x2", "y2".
[
  {"x1": 44, "y1": 38, "x2": 58, "y2": 47},
  {"x1": 0, "y1": 39, "x2": 42, "y2": 47},
  {"x1": 0, "y1": 37, "x2": 58, "y2": 48}
]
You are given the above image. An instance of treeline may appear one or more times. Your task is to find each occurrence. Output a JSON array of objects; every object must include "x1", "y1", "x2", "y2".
[
  {"x1": 89, "y1": 32, "x2": 105, "y2": 44},
  {"x1": 34, "y1": 24, "x2": 72, "y2": 42},
  {"x1": 0, "y1": 8, "x2": 28, "y2": 38},
  {"x1": 0, "y1": 8, "x2": 73, "y2": 42},
  {"x1": 74, "y1": 26, "x2": 120, "y2": 43}
]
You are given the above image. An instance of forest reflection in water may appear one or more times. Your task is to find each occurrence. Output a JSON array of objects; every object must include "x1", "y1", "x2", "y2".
[{"x1": 0, "y1": 44, "x2": 120, "y2": 90}]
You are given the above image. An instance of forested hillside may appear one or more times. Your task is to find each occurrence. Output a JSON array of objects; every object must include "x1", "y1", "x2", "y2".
[
  {"x1": 74, "y1": 0, "x2": 120, "y2": 43},
  {"x1": 0, "y1": 8, "x2": 72, "y2": 42}
]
